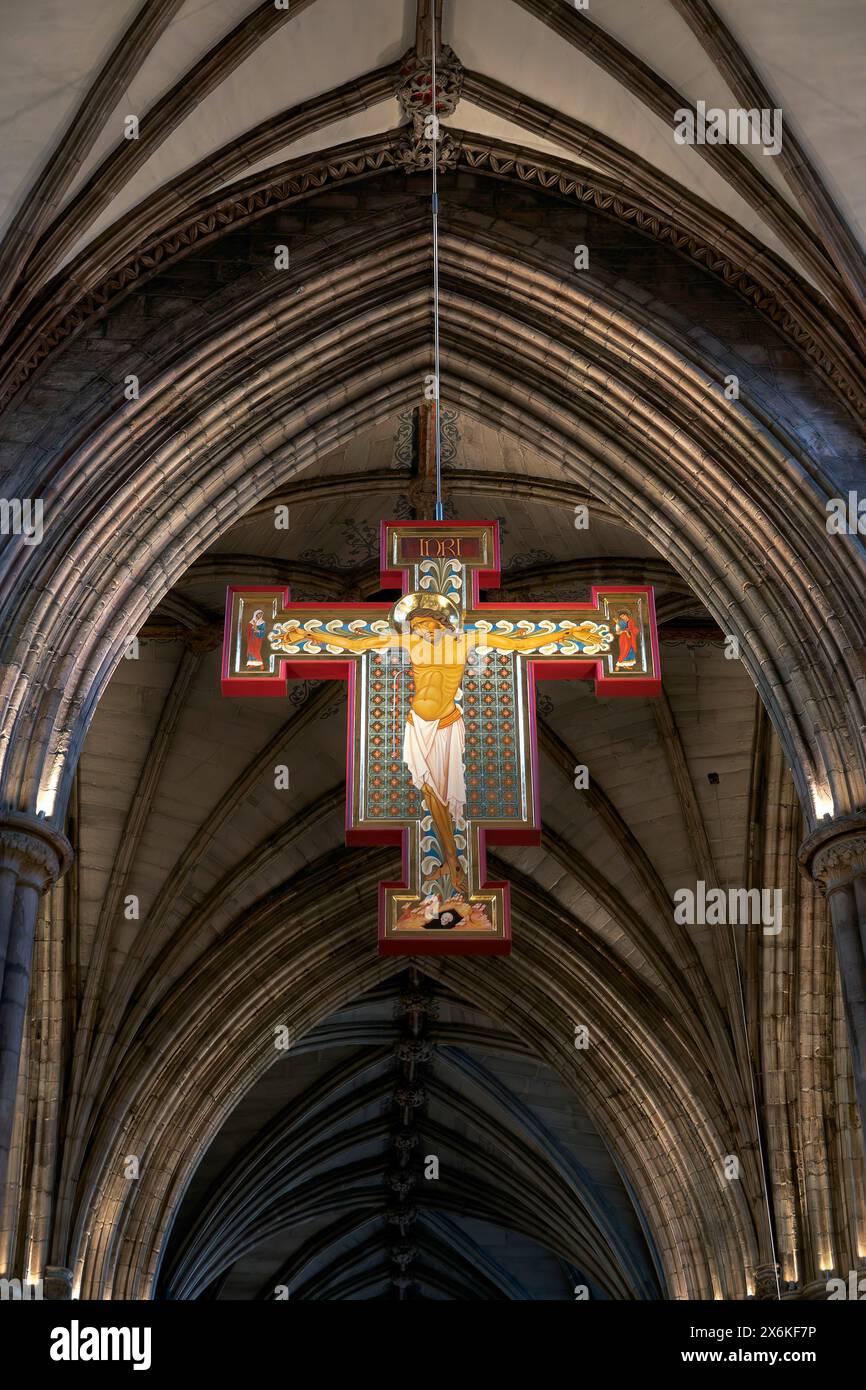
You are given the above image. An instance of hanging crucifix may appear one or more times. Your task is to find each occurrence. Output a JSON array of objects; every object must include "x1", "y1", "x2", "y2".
[{"x1": 222, "y1": 518, "x2": 661, "y2": 955}]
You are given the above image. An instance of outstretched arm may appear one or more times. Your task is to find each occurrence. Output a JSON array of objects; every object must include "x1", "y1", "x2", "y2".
[
  {"x1": 277, "y1": 622, "x2": 394, "y2": 653},
  {"x1": 483, "y1": 622, "x2": 599, "y2": 652}
]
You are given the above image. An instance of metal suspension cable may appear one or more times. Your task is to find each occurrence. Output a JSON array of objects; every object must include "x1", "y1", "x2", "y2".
[{"x1": 430, "y1": 5, "x2": 443, "y2": 521}]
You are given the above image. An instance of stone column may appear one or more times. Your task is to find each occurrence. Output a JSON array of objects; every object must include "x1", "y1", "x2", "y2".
[
  {"x1": 43, "y1": 1264, "x2": 73, "y2": 1300},
  {"x1": 799, "y1": 812, "x2": 866, "y2": 1146},
  {"x1": 0, "y1": 811, "x2": 72, "y2": 1197}
]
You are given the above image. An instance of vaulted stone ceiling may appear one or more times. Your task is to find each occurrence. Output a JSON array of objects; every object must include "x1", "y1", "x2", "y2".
[
  {"x1": 53, "y1": 417, "x2": 857, "y2": 1299},
  {"x1": 2, "y1": 0, "x2": 865, "y2": 1303},
  {"x1": 3, "y1": 0, "x2": 865, "y2": 277},
  {"x1": 157, "y1": 977, "x2": 663, "y2": 1300}
]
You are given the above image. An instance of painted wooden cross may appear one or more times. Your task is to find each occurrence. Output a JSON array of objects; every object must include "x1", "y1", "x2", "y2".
[{"x1": 222, "y1": 520, "x2": 661, "y2": 955}]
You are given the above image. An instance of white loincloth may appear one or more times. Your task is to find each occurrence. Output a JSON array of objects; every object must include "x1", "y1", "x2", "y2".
[{"x1": 403, "y1": 711, "x2": 466, "y2": 821}]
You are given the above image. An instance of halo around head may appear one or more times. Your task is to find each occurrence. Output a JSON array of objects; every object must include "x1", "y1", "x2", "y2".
[{"x1": 391, "y1": 590, "x2": 461, "y2": 632}]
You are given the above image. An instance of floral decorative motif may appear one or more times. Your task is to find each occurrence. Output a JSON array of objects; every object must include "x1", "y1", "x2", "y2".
[{"x1": 395, "y1": 44, "x2": 464, "y2": 140}]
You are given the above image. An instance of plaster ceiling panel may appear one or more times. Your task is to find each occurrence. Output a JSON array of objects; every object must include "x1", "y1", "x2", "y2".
[
  {"x1": 0, "y1": 0, "x2": 142, "y2": 237},
  {"x1": 446, "y1": 0, "x2": 816, "y2": 282},
  {"x1": 581, "y1": 0, "x2": 797, "y2": 208},
  {"x1": 227, "y1": 97, "x2": 403, "y2": 187},
  {"x1": 59, "y1": 0, "x2": 411, "y2": 265},
  {"x1": 714, "y1": 0, "x2": 866, "y2": 246},
  {"x1": 444, "y1": 100, "x2": 610, "y2": 173},
  {"x1": 62, "y1": 0, "x2": 265, "y2": 203}
]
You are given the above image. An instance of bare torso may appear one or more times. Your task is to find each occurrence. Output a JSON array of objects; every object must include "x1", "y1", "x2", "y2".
[{"x1": 408, "y1": 634, "x2": 468, "y2": 721}]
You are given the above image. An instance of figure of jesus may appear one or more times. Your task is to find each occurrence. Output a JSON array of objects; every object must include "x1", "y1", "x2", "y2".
[{"x1": 276, "y1": 598, "x2": 602, "y2": 896}]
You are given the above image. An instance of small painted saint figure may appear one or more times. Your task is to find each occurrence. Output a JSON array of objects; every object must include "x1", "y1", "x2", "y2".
[
  {"x1": 615, "y1": 610, "x2": 639, "y2": 670},
  {"x1": 246, "y1": 609, "x2": 267, "y2": 668}
]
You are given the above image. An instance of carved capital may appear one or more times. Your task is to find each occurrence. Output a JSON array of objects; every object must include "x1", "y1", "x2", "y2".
[
  {"x1": 43, "y1": 1266, "x2": 74, "y2": 1301},
  {"x1": 750, "y1": 1262, "x2": 780, "y2": 1299},
  {"x1": 396, "y1": 989, "x2": 438, "y2": 1020},
  {"x1": 394, "y1": 1083, "x2": 427, "y2": 1109},
  {"x1": 0, "y1": 810, "x2": 73, "y2": 892},
  {"x1": 393, "y1": 129, "x2": 460, "y2": 173},
  {"x1": 385, "y1": 1205, "x2": 418, "y2": 1231},
  {"x1": 799, "y1": 811, "x2": 866, "y2": 894},
  {"x1": 393, "y1": 1130, "x2": 419, "y2": 1156},
  {"x1": 396, "y1": 44, "x2": 464, "y2": 139},
  {"x1": 387, "y1": 1169, "x2": 417, "y2": 1198},
  {"x1": 389, "y1": 1242, "x2": 417, "y2": 1270},
  {"x1": 396, "y1": 1038, "x2": 433, "y2": 1064}
]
